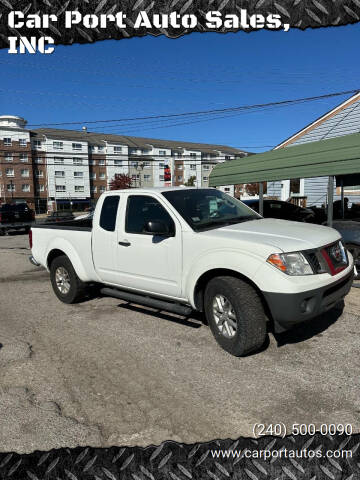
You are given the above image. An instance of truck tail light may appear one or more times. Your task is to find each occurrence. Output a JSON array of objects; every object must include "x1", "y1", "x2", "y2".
[{"x1": 29, "y1": 229, "x2": 32, "y2": 249}]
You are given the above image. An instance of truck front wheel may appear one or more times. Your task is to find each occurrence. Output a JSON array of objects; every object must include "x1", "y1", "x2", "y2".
[
  {"x1": 50, "y1": 255, "x2": 86, "y2": 304},
  {"x1": 204, "y1": 276, "x2": 267, "y2": 356}
]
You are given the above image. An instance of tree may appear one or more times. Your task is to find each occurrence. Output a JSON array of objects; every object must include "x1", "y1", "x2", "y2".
[
  {"x1": 109, "y1": 174, "x2": 132, "y2": 190},
  {"x1": 185, "y1": 175, "x2": 196, "y2": 187},
  {"x1": 245, "y1": 182, "x2": 267, "y2": 196}
]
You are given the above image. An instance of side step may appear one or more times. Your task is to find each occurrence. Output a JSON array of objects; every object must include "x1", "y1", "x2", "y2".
[{"x1": 100, "y1": 287, "x2": 193, "y2": 316}]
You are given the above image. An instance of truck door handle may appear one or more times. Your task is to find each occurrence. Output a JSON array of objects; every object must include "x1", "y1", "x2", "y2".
[{"x1": 118, "y1": 240, "x2": 131, "y2": 247}]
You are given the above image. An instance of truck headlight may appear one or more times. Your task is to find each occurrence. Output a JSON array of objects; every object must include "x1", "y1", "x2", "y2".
[{"x1": 267, "y1": 252, "x2": 313, "y2": 276}]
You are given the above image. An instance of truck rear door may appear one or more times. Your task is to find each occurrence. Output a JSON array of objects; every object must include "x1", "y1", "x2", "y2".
[{"x1": 92, "y1": 194, "x2": 121, "y2": 284}]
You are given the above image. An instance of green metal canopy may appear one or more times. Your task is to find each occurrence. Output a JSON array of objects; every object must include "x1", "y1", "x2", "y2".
[{"x1": 209, "y1": 132, "x2": 360, "y2": 187}]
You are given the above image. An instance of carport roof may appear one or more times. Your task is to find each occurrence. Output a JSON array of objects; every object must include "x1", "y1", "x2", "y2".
[{"x1": 209, "y1": 132, "x2": 360, "y2": 186}]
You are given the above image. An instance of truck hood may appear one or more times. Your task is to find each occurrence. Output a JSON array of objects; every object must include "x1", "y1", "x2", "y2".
[{"x1": 200, "y1": 218, "x2": 341, "y2": 252}]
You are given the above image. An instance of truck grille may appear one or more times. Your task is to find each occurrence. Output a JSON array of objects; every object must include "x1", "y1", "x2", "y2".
[{"x1": 303, "y1": 241, "x2": 348, "y2": 276}]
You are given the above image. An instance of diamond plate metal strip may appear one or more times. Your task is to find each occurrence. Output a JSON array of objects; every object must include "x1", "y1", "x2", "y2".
[
  {"x1": 0, "y1": 0, "x2": 359, "y2": 50},
  {"x1": 0, "y1": 434, "x2": 359, "y2": 479}
]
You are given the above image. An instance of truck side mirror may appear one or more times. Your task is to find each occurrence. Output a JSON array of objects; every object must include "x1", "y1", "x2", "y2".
[{"x1": 144, "y1": 220, "x2": 173, "y2": 236}]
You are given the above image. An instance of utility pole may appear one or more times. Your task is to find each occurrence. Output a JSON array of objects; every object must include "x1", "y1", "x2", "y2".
[
  {"x1": 10, "y1": 179, "x2": 14, "y2": 200},
  {"x1": 136, "y1": 161, "x2": 145, "y2": 188}
]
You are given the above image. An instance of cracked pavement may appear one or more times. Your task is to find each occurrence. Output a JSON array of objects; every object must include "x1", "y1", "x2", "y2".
[{"x1": 0, "y1": 233, "x2": 360, "y2": 454}]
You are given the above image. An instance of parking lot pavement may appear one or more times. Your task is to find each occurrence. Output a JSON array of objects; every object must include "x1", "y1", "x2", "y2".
[{"x1": 0, "y1": 233, "x2": 360, "y2": 454}]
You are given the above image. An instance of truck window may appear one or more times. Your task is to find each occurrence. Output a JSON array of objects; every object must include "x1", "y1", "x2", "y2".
[
  {"x1": 125, "y1": 195, "x2": 175, "y2": 235},
  {"x1": 100, "y1": 195, "x2": 120, "y2": 232}
]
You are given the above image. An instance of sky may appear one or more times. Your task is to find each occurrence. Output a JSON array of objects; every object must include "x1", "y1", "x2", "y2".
[{"x1": 0, "y1": 23, "x2": 359, "y2": 153}]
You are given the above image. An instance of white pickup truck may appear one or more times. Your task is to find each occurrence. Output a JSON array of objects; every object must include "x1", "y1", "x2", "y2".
[{"x1": 29, "y1": 187, "x2": 354, "y2": 356}]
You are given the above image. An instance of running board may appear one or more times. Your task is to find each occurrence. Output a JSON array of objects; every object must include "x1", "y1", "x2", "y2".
[{"x1": 100, "y1": 287, "x2": 193, "y2": 316}]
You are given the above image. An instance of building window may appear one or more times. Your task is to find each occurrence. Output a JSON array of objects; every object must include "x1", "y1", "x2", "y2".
[
  {"x1": 114, "y1": 146, "x2": 122, "y2": 153},
  {"x1": 131, "y1": 161, "x2": 138, "y2": 167},
  {"x1": 74, "y1": 186, "x2": 84, "y2": 192},
  {"x1": 91, "y1": 173, "x2": 96, "y2": 179},
  {"x1": 143, "y1": 161, "x2": 151, "y2": 168},
  {"x1": 56, "y1": 185, "x2": 66, "y2": 192},
  {"x1": 203, "y1": 176, "x2": 208, "y2": 181},
  {"x1": 131, "y1": 174, "x2": 140, "y2": 180},
  {"x1": 36, "y1": 170, "x2": 44, "y2": 177},
  {"x1": 20, "y1": 154, "x2": 28, "y2": 163},
  {"x1": 99, "y1": 173, "x2": 106, "y2": 179},
  {"x1": 73, "y1": 158, "x2": 83, "y2": 165},
  {"x1": 53, "y1": 141, "x2": 63, "y2": 150},
  {"x1": 225, "y1": 156, "x2": 231, "y2": 160},
  {"x1": 144, "y1": 174, "x2": 151, "y2": 181},
  {"x1": 177, "y1": 175, "x2": 183, "y2": 181},
  {"x1": 72, "y1": 143, "x2": 82, "y2": 151},
  {"x1": 74, "y1": 171, "x2": 84, "y2": 178},
  {"x1": 38, "y1": 185, "x2": 45, "y2": 192},
  {"x1": 98, "y1": 145, "x2": 104, "y2": 152},
  {"x1": 176, "y1": 164, "x2": 183, "y2": 170},
  {"x1": 55, "y1": 171, "x2": 65, "y2": 177},
  {"x1": 21, "y1": 169, "x2": 29, "y2": 177},
  {"x1": 35, "y1": 157, "x2": 43, "y2": 164},
  {"x1": 159, "y1": 150, "x2": 166, "y2": 156},
  {"x1": 203, "y1": 165, "x2": 210, "y2": 170},
  {"x1": 190, "y1": 164, "x2": 196, "y2": 170},
  {"x1": 159, "y1": 175, "x2": 164, "y2": 181},
  {"x1": 5, "y1": 154, "x2": 13, "y2": 162},
  {"x1": 5, "y1": 168, "x2": 14, "y2": 177},
  {"x1": 99, "y1": 186, "x2": 105, "y2": 193},
  {"x1": 33, "y1": 140, "x2": 42, "y2": 149},
  {"x1": 91, "y1": 186, "x2": 97, "y2": 193},
  {"x1": 190, "y1": 153, "x2": 197, "y2": 157},
  {"x1": 19, "y1": 138, "x2": 27, "y2": 147},
  {"x1": 114, "y1": 160, "x2": 122, "y2": 166},
  {"x1": 22, "y1": 184, "x2": 30, "y2": 192},
  {"x1": 89, "y1": 159, "x2": 95, "y2": 165},
  {"x1": 7, "y1": 183, "x2": 15, "y2": 192},
  {"x1": 4, "y1": 138, "x2": 12, "y2": 146},
  {"x1": 224, "y1": 187, "x2": 230, "y2": 192},
  {"x1": 98, "y1": 159, "x2": 105, "y2": 165},
  {"x1": 54, "y1": 157, "x2": 64, "y2": 165}
]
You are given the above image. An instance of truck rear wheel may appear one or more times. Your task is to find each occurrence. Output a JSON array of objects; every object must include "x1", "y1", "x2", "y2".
[
  {"x1": 50, "y1": 255, "x2": 86, "y2": 304},
  {"x1": 204, "y1": 276, "x2": 266, "y2": 356}
]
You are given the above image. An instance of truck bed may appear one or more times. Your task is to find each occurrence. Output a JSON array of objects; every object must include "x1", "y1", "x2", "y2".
[{"x1": 32, "y1": 218, "x2": 92, "y2": 231}]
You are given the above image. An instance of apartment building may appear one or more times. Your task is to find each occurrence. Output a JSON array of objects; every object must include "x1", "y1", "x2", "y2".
[
  {"x1": 0, "y1": 115, "x2": 248, "y2": 212},
  {"x1": 0, "y1": 116, "x2": 33, "y2": 206}
]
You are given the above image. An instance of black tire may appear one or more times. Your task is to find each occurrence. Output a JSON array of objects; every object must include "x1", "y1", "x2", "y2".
[
  {"x1": 50, "y1": 255, "x2": 87, "y2": 304},
  {"x1": 204, "y1": 276, "x2": 267, "y2": 356},
  {"x1": 24, "y1": 226, "x2": 30, "y2": 234}
]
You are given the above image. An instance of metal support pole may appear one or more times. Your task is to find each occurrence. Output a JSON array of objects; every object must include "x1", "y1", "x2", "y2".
[
  {"x1": 259, "y1": 182, "x2": 264, "y2": 216},
  {"x1": 340, "y1": 178, "x2": 345, "y2": 219},
  {"x1": 327, "y1": 175, "x2": 334, "y2": 227}
]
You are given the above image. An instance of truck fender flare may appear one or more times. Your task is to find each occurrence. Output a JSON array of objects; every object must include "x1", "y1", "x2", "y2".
[
  {"x1": 46, "y1": 238, "x2": 91, "y2": 282},
  {"x1": 186, "y1": 251, "x2": 264, "y2": 309}
]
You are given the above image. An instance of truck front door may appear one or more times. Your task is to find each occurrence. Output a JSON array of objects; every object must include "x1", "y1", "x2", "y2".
[{"x1": 115, "y1": 194, "x2": 183, "y2": 298}]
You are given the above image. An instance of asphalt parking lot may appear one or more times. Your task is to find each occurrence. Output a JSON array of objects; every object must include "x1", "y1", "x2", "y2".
[{"x1": 0, "y1": 232, "x2": 360, "y2": 454}]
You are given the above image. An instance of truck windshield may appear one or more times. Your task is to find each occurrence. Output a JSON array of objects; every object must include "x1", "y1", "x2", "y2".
[{"x1": 162, "y1": 189, "x2": 261, "y2": 232}]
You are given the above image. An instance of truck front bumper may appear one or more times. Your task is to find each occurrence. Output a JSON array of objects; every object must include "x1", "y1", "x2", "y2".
[{"x1": 263, "y1": 270, "x2": 354, "y2": 333}]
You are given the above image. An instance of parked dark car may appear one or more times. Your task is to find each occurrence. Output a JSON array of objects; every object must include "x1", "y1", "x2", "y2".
[
  {"x1": 45, "y1": 211, "x2": 75, "y2": 223},
  {"x1": 243, "y1": 199, "x2": 317, "y2": 223},
  {"x1": 243, "y1": 198, "x2": 360, "y2": 280},
  {"x1": 0, "y1": 203, "x2": 35, "y2": 235}
]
